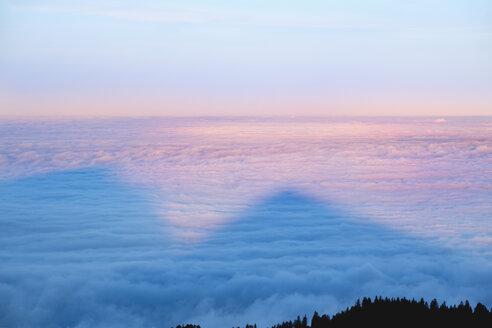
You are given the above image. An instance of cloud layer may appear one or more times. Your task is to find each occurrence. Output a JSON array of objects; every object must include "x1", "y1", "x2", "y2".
[
  {"x1": 1, "y1": 117, "x2": 490, "y2": 248},
  {"x1": 0, "y1": 117, "x2": 491, "y2": 327}
]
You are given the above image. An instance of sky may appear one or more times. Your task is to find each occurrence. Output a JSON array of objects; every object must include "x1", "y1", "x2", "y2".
[
  {"x1": 1, "y1": 0, "x2": 492, "y2": 116},
  {"x1": 0, "y1": 1, "x2": 491, "y2": 326},
  {"x1": 0, "y1": 117, "x2": 491, "y2": 327}
]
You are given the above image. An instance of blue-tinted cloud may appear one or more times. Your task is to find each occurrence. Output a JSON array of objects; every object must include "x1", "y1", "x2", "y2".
[
  {"x1": 1, "y1": 166, "x2": 491, "y2": 328},
  {"x1": 1, "y1": 118, "x2": 491, "y2": 327}
]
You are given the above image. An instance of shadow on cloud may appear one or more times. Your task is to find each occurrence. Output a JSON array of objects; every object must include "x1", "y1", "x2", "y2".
[
  {"x1": 185, "y1": 190, "x2": 492, "y2": 327},
  {"x1": 0, "y1": 167, "x2": 173, "y2": 327},
  {"x1": 0, "y1": 169, "x2": 491, "y2": 328}
]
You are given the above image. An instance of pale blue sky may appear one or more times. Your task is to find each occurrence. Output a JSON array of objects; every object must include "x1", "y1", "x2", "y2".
[{"x1": 1, "y1": 0, "x2": 491, "y2": 115}]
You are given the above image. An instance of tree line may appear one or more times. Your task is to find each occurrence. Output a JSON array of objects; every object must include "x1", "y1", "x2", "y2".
[{"x1": 172, "y1": 297, "x2": 492, "y2": 328}]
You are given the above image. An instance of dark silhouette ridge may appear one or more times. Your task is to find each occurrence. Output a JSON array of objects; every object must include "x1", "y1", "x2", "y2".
[
  {"x1": 172, "y1": 297, "x2": 492, "y2": 328},
  {"x1": 282, "y1": 297, "x2": 492, "y2": 328}
]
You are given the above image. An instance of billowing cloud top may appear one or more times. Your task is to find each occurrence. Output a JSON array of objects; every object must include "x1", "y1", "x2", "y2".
[{"x1": 0, "y1": 117, "x2": 491, "y2": 327}]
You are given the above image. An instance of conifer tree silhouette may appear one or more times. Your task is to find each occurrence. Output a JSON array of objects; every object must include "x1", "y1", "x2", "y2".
[{"x1": 174, "y1": 297, "x2": 491, "y2": 328}]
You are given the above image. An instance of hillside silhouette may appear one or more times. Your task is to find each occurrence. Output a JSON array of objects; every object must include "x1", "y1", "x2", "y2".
[
  {"x1": 173, "y1": 297, "x2": 492, "y2": 328},
  {"x1": 276, "y1": 297, "x2": 492, "y2": 328}
]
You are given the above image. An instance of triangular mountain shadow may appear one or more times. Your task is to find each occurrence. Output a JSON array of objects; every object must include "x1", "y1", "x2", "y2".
[
  {"x1": 198, "y1": 190, "x2": 443, "y2": 257},
  {"x1": 185, "y1": 189, "x2": 492, "y2": 323},
  {"x1": 1, "y1": 178, "x2": 491, "y2": 328}
]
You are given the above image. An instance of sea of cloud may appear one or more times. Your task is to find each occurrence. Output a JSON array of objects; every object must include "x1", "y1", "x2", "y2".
[{"x1": 0, "y1": 117, "x2": 491, "y2": 327}]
